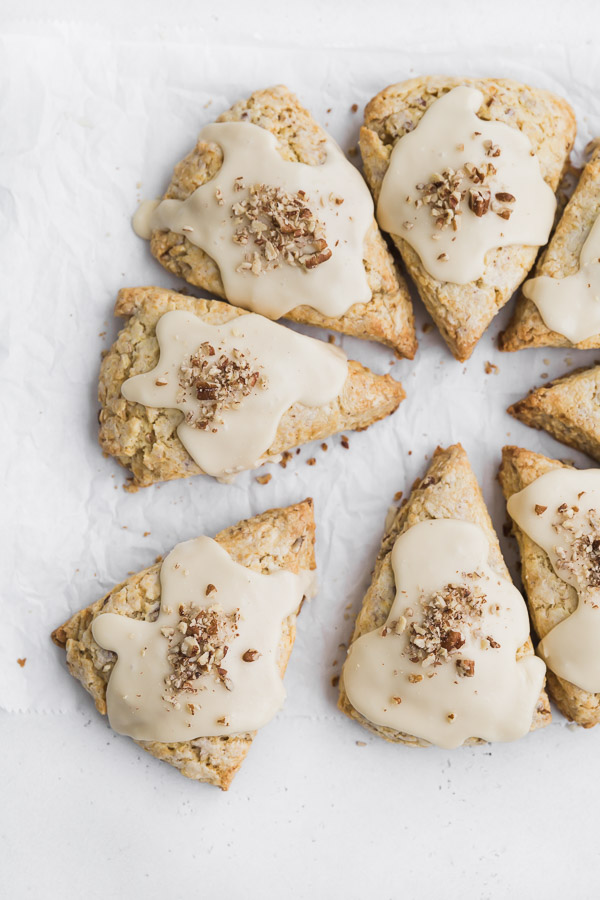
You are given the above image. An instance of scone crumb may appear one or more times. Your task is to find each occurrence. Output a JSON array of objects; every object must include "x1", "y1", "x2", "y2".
[
  {"x1": 341, "y1": 435, "x2": 350, "y2": 449},
  {"x1": 256, "y1": 473, "x2": 272, "y2": 485},
  {"x1": 279, "y1": 451, "x2": 293, "y2": 468},
  {"x1": 17, "y1": 658, "x2": 26, "y2": 668},
  {"x1": 484, "y1": 361, "x2": 499, "y2": 375},
  {"x1": 394, "y1": 491, "x2": 403, "y2": 502}
]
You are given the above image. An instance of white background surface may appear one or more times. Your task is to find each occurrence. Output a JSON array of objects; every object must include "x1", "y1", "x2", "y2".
[{"x1": 2, "y1": 2, "x2": 600, "y2": 897}]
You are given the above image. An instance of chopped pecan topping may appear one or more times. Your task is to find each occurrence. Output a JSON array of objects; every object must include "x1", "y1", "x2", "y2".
[
  {"x1": 484, "y1": 140, "x2": 501, "y2": 157},
  {"x1": 163, "y1": 603, "x2": 240, "y2": 701},
  {"x1": 178, "y1": 342, "x2": 266, "y2": 430},
  {"x1": 414, "y1": 152, "x2": 514, "y2": 245},
  {"x1": 232, "y1": 182, "x2": 333, "y2": 274},
  {"x1": 468, "y1": 187, "x2": 491, "y2": 217},
  {"x1": 535, "y1": 505, "x2": 547, "y2": 516},
  {"x1": 553, "y1": 504, "x2": 600, "y2": 589},
  {"x1": 456, "y1": 658, "x2": 475, "y2": 677},
  {"x1": 242, "y1": 649, "x2": 261, "y2": 662},
  {"x1": 407, "y1": 582, "x2": 494, "y2": 668}
]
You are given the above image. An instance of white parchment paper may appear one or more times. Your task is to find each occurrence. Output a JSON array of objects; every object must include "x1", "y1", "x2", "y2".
[{"x1": 2, "y1": 10, "x2": 600, "y2": 897}]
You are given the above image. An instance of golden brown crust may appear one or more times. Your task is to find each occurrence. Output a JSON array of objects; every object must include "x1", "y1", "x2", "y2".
[
  {"x1": 500, "y1": 145, "x2": 600, "y2": 351},
  {"x1": 338, "y1": 444, "x2": 551, "y2": 745},
  {"x1": 149, "y1": 85, "x2": 417, "y2": 358},
  {"x1": 360, "y1": 76, "x2": 576, "y2": 361},
  {"x1": 499, "y1": 446, "x2": 600, "y2": 726},
  {"x1": 51, "y1": 499, "x2": 316, "y2": 789},
  {"x1": 508, "y1": 365, "x2": 600, "y2": 462},
  {"x1": 99, "y1": 286, "x2": 405, "y2": 489}
]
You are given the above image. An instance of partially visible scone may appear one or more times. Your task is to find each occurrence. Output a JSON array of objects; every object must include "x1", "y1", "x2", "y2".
[
  {"x1": 338, "y1": 444, "x2": 551, "y2": 745},
  {"x1": 99, "y1": 286, "x2": 405, "y2": 490},
  {"x1": 360, "y1": 76, "x2": 575, "y2": 361},
  {"x1": 52, "y1": 499, "x2": 316, "y2": 789},
  {"x1": 500, "y1": 145, "x2": 600, "y2": 351},
  {"x1": 148, "y1": 85, "x2": 417, "y2": 358},
  {"x1": 508, "y1": 365, "x2": 600, "y2": 462},
  {"x1": 499, "y1": 446, "x2": 600, "y2": 726}
]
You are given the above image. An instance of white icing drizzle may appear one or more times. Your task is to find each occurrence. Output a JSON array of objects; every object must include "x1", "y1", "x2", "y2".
[
  {"x1": 134, "y1": 121, "x2": 373, "y2": 318},
  {"x1": 92, "y1": 536, "x2": 313, "y2": 741},
  {"x1": 507, "y1": 468, "x2": 600, "y2": 692},
  {"x1": 342, "y1": 519, "x2": 545, "y2": 748},
  {"x1": 121, "y1": 309, "x2": 348, "y2": 477},
  {"x1": 376, "y1": 86, "x2": 556, "y2": 284},
  {"x1": 522, "y1": 214, "x2": 600, "y2": 342}
]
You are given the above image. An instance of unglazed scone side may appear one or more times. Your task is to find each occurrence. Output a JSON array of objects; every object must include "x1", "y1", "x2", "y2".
[
  {"x1": 360, "y1": 76, "x2": 576, "y2": 361},
  {"x1": 51, "y1": 499, "x2": 316, "y2": 789},
  {"x1": 338, "y1": 444, "x2": 551, "y2": 745},
  {"x1": 99, "y1": 287, "x2": 405, "y2": 489},
  {"x1": 508, "y1": 365, "x2": 600, "y2": 462},
  {"x1": 499, "y1": 446, "x2": 600, "y2": 726},
  {"x1": 500, "y1": 145, "x2": 600, "y2": 350},
  {"x1": 149, "y1": 85, "x2": 417, "y2": 358}
]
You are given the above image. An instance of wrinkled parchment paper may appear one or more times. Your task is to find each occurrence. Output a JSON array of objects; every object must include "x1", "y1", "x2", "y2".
[
  {"x1": 2, "y1": 27, "x2": 599, "y2": 714},
  {"x1": 4, "y1": 13, "x2": 600, "y2": 898}
]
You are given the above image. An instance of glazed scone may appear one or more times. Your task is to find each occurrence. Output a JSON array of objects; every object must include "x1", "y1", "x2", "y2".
[
  {"x1": 52, "y1": 499, "x2": 316, "y2": 789},
  {"x1": 500, "y1": 447, "x2": 600, "y2": 727},
  {"x1": 143, "y1": 85, "x2": 417, "y2": 358},
  {"x1": 500, "y1": 145, "x2": 600, "y2": 351},
  {"x1": 508, "y1": 365, "x2": 600, "y2": 462},
  {"x1": 338, "y1": 444, "x2": 550, "y2": 746},
  {"x1": 99, "y1": 287, "x2": 405, "y2": 490},
  {"x1": 360, "y1": 76, "x2": 575, "y2": 361}
]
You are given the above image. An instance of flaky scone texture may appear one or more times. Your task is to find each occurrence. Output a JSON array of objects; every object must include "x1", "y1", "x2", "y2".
[
  {"x1": 500, "y1": 447, "x2": 600, "y2": 726},
  {"x1": 149, "y1": 85, "x2": 417, "y2": 358},
  {"x1": 508, "y1": 365, "x2": 600, "y2": 462},
  {"x1": 500, "y1": 145, "x2": 600, "y2": 350},
  {"x1": 360, "y1": 76, "x2": 576, "y2": 361},
  {"x1": 338, "y1": 444, "x2": 550, "y2": 746},
  {"x1": 99, "y1": 287, "x2": 405, "y2": 489},
  {"x1": 52, "y1": 499, "x2": 316, "y2": 789}
]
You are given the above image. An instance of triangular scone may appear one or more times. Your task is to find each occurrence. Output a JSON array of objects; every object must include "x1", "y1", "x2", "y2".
[
  {"x1": 500, "y1": 447, "x2": 600, "y2": 726},
  {"x1": 148, "y1": 85, "x2": 417, "y2": 358},
  {"x1": 99, "y1": 287, "x2": 405, "y2": 489},
  {"x1": 508, "y1": 365, "x2": 600, "y2": 462},
  {"x1": 500, "y1": 145, "x2": 600, "y2": 351},
  {"x1": 338, "y1": 444, "x2": 551, "y2": 745},
  {"x1": 360, "y1": 76, "x2": 575, "y2": 361},
  {"x1": 52, "y1": 499, "x2": 315, "y2": 789}
]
